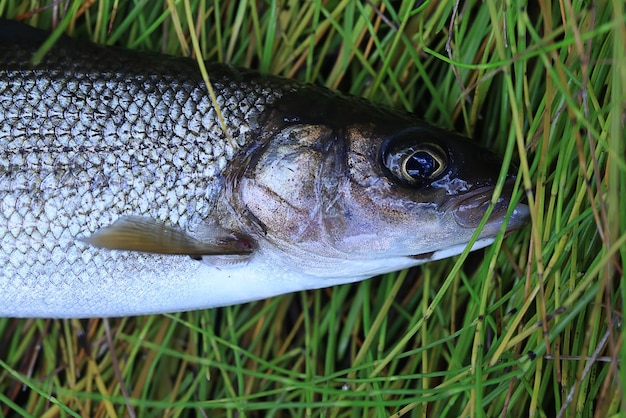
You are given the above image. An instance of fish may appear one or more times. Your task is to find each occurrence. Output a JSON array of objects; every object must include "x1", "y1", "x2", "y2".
[{"x1": 0, "y1": 19, "x2": 529, "y2": 318}]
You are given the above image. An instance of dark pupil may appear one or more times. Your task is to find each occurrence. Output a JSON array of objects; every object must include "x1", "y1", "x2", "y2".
[{"x1": 405, "y1": 151, "x2": 439, "y2": 179}]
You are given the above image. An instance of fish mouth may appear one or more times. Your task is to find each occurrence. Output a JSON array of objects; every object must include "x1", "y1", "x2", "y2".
[{"x1": 452, "y1": 181, "x2": 529, "y2": 231}]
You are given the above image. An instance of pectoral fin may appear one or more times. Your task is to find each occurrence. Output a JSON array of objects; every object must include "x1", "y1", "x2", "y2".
[{"x1": 80, "y1": 216, "x2": 255, "y2": 256}]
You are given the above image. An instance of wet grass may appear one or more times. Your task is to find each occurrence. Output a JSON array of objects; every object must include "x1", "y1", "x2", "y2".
[{"x1": 0, "y1": 0, "x2": 624, "y2": 416}]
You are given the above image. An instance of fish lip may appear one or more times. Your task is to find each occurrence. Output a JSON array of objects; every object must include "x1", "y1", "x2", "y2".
[{"x1": 452, "y1": 181, "x2": 529, "y2": 230}]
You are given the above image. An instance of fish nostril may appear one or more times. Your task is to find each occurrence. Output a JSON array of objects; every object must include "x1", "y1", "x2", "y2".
[{"x1": 453, "y1": 190, "x2": 492, "y2": 228}]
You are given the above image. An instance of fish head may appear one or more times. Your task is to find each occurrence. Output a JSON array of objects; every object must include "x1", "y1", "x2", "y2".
[{"x1": 235, "y1": 106, "x2": 529, "y2": 278}]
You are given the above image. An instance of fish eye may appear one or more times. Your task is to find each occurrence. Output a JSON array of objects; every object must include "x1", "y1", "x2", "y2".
[{"x1": 383, "y1": 140, "x2": 448, "y2": 187}]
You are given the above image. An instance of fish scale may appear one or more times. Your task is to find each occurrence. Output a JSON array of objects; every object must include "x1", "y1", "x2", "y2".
[
  {"x1": 0, "y1": 21, "x2": 529, "y2": 317},
  {"x1": 0, "y1": 25, "x2": 292, "y2": 305},
  {"x1": 1, "y1": 38, "x2": 286, "y2": 227}
]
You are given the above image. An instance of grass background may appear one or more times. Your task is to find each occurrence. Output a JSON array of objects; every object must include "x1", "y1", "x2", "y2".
[{"x1": 0, "y1": 0, "x2": 624, "y2": 417}]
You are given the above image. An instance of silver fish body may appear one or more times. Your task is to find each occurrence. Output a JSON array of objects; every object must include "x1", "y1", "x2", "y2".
[{"x1": 0, "y1": 21, "x2": 528, "y2": 318}]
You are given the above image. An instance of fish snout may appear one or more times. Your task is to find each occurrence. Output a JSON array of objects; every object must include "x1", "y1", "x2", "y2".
[{"x1": 452, "y1": 180, "x2": 529, "y2": 231}]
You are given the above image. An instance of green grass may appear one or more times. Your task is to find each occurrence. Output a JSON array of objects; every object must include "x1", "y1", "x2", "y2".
[{"x1": 1, "y1": 0, "x2": 625, "y2": 417}]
